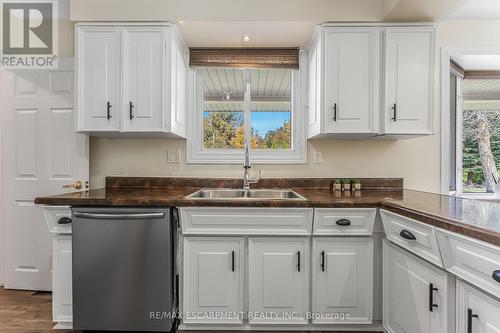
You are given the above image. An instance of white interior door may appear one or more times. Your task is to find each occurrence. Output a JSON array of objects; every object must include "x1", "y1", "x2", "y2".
[{"x1": 1, "y1": 58, "x2": 89, "y2": 290}]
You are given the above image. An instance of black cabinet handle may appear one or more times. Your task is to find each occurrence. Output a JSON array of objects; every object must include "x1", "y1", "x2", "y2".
[
  {"x1": 400, "y1": 229, "x2": 416, "y2": 240},
  {"x1": 320, "y1": 251, "x2": 325, "y2": 272},
  {"x1": 336, "y1": 219, "x2": 351, "y2": 227},
  {"x1": 467, "y1": 308, "x2": 479, "y2": 333},
  {"x1": 129, "y1": 102, "x2": 134, "y2": 120},
  {"x1": 391, "y1": 103, "x2": 397, "y2": 121},
  {"x1": 492, "y1": 270, "x2": 500, "y2": 283},
  {"x1": 57, "y1": 217, "x2": 71, "y2": 225},
  {"x1": 333, "y1": 103, "x2": 337, "y2": 121},
  {"x1": 429, "y1": 283, "x2": 438, "y2": 312},
  {"x1": 297, "y1": 251, "x2": 301, "y2": 272},
  {"x1": 106, "y1": 101, "x2": 112, "y2": 119},
  {"x1": 231, "y1": 251, "x2": 235, "y2": 272}
]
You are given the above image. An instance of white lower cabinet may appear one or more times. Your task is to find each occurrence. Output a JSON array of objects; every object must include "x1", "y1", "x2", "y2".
[
  {"x1": 312, "y1": 238, "x2": 373, "y2": 324},
  {"x1": 52, "y1": 234, "x2": 73, "y2": 324},
  {"x1": 183, "y1": 237, "x2": 244, "y2": 324},
  {"x1": 383, "y1": 240, "x2": 454, "y2": 333},
  {"x1": 456, "y1": 280, "x2": 500, "y2": 333},
  {"x1": 248, "y1": 238, "x2": 309, "y2": 325}
]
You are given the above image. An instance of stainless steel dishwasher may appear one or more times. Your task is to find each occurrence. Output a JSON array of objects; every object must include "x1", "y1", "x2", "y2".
[{"x1": 72, "y1": 207, "x2": 175, "y2": 332}]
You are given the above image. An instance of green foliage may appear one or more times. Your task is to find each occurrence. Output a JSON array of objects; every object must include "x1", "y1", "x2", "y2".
[
  {"x1": 203, "y1": 112, "x2": 243, "y2": 149},
  {"x1": 462, "y1": 110, "x2": 500, "y2": 189},
  {"x1": 203, "y1": 112, "x2": 290, "y2": 150}
]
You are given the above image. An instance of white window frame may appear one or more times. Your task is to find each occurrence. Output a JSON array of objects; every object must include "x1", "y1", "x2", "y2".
[
  {"x1": 186, "y1": 51, "x2": 308, "y2": 164},
  {"x1": 440, "y1": 47, "x2": 500, "y2": 198}
]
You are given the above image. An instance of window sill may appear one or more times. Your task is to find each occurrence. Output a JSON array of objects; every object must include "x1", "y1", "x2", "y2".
[{"x1": 186, "y1": 148, "x2": 308, "y2": 165}]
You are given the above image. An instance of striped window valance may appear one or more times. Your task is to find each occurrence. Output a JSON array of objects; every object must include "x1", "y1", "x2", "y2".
[{"x1": 189, "y1": 47, "x2": 299, "y2": 69}]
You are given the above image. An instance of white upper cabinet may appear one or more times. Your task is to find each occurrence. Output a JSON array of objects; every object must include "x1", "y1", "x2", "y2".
[
  {"x1": 308, "y1": 24, "x2": 435, "y2": 139},
  {"x1": 323, "y1": 28, "x2": 380, "y2": 135},
  {"x1": 123, "y1": 28, "x2": 164, "y2": 132},
  {"x1": 77, "y1": 27, "x2": 121, "y2": 131},
  {"x1": 382, "y1": 27, "x2": 435, "y2": 135},
  {"x1": 308, "y1": 27, "x2": 380, "y2": 138},
  {"x1": 76, "y1": 23, "x2": 187, "y2": 137}
]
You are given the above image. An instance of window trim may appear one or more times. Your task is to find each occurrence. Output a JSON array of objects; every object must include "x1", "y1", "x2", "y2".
[
  {"x1": 186, "y1": 51, "x2": 307, "y2": 164},
  {"x1": 440, "y1": 47, "x2": 500, "y2": 197}
]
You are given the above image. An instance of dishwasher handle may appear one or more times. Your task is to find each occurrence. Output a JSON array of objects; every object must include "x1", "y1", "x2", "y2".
[{"x1": 73, "y1": 212, "x2": 165, "y2": 220}]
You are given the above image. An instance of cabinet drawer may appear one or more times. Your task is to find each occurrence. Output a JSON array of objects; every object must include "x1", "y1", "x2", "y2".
[
  {"x1": 42, "y1": 206, "x2": 72, "y2": 234},
  {"x1": 313, "y1": 208, "x2": 376, "y2": 235},
  {"x1": 456, "y1": 280, "x2": 500, "y2": 333},
  {"x1": 180, "y1": 207, "x2": 313, "y2": 235},
  {"x1": 438, "y1": 229, "x2": 500, "y2": 299},
  {"x1": 380, "y1": 209, "x2": 443, "y2": 267}
]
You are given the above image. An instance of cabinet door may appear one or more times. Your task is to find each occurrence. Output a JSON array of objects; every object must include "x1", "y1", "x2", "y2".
[
  {"x1": 248, "y1": 238, "x2": 309, "y2": 324},
  {"x1": 52, "y1": 235, "x2": 72, "y2": 323},
  {"x1": 384, "y1": 28, "x2": 435, "y2": 134},
  {"x1": 123, "y1": 28, "x2": 164, "y2": 131},
  {"x1": 312, "y1": 238, "x2": 373, "y2": 324},
  {"x1": 383, "y1": 240, "x2": 452, "y2": 333},
  {"x1": 77, "y1": 27, "x2": 121, "y2": 131},
  {"x1": 183, "y1": 237, "x2": 244, "y2": 324},
  {"x1": 323, "y1": 28, "x2": 379, "y2": 134},
  {"x1": 456, "y1": 280, "x2": 500, "y2": 333}
]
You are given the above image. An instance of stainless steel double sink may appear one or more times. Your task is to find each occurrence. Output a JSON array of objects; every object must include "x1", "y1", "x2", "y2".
[{"x1": 185, "y1": 188, "x2": 306, "y2": 201}]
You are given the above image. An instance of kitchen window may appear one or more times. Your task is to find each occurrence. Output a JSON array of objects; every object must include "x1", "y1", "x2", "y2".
[
  {"x1": 446, "y1": 56, "x2": 500, "y2": 197},
  {"x1": 186, "y1": 52, "x2": 306, "y2": 164}
]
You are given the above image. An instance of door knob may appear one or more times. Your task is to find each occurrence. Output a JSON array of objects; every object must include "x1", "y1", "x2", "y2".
[{"x1": 62, "y1": 181, "x2": 83, "y2": 190}]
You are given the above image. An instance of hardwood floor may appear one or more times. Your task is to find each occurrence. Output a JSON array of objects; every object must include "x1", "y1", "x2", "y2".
[
  {"x1": 0, "y1": 287, "x2": 380, "y2": 332},
  {"x1": 0, "y1": 288, "x2": 70, "y2": 332}
]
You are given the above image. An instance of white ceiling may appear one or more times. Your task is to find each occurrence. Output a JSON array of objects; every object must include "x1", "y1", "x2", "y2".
[
  {"x1": 449, "y1": 0, "x2": 500, "y2": 19},
  {"x1": 452, "y1": 55, "x2": 500, "y2": 70},
  {"x1": 203, "y1": 68, "x2": 291, "y2": 112},
  {"x1": 177, "y1": 21, "x2": 317, "y2": 48},
  {"x1": 463, "y1": 79, "x2": 500, "y2": 100}
]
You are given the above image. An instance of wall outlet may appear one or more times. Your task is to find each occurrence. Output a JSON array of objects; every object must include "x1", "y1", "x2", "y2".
[
  {"x1": 167, "y1": 150, "x2": 181, "y2": 163},
  {"x1": 313, "y1": 151, "x2": 322, "y2": 164}
]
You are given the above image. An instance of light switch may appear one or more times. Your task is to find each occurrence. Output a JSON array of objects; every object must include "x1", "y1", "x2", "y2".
[{"x1": 313, "y1": 151, "x2": 322, "y2": 164}]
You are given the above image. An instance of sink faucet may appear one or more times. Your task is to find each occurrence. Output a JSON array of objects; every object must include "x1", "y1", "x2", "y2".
[{"x1": 243, "y1": 143, "x2": 259, "y2": 191}]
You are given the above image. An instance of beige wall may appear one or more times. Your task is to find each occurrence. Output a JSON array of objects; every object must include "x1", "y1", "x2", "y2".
[{"x1": 87, "y1": 19, "x2": 500, "y2": 191}]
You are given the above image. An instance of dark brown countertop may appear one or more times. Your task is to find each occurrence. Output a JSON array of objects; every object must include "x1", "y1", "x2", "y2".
[{"x1": 34, "y1": 177, "x2": 500, "y2": 246}]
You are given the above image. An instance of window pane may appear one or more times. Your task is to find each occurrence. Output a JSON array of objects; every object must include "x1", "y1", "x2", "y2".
[
  {"x1": 462, "y1": 109, "x2": 500, "y2": 193},
  {"x1": 202, "y1": 68, "x2": 245, "y2": 149},
  {"x1": 250, "y1": 69, "x2": 292, "y2": 150}
]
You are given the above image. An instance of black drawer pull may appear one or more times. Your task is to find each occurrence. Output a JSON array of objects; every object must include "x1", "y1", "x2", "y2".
[
  {"x1": 333, "y1": 103, "x2": 337, "y2": 121},
  {"x1": 400, "y1": 229, "x2": 416, "y2": 240},
  {"x1": 106, "y1": 101, "x2": 112, "y2": 120},
  {"x1": 57, "y1": 217, "x2": 71, "y2": 224},
  {"x1": 297, "y1": 251, "x2": 301, "y2": 272},
  {"x1": 429, "y1": 283, "x2": 438, "y2": 312},
  {"x1": 336, "y1": 219, "x2": 351, "y2": 227},
  {"x1": 493, "y1": 270, "x2": 500, "y2": 283},
  {"x1": 467, "y1": 308, "x2": 479, "y2": 333},
  {"x1": 231, "y1": 251, "x2": 235, "y2": 272},
  {"x1": 320, "y1": 251, "x2": 325, "y2": 272}
]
